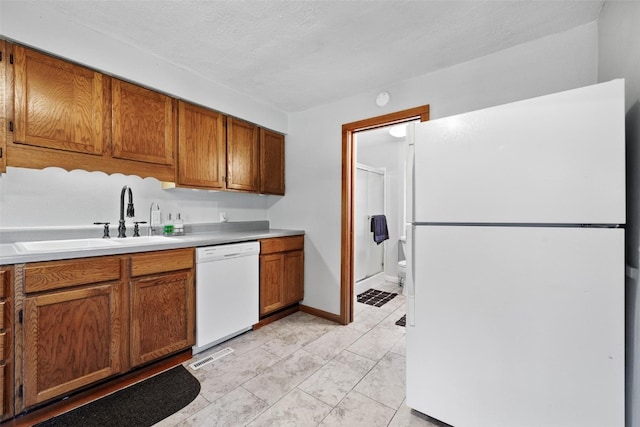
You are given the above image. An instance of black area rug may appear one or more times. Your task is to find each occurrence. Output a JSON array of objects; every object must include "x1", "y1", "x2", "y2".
[
  {"x1": 36, "y1": 365, "x2": 200, "y2": 427},
  {"x1": 357, "y1": 288, "x2": 398, "y2": 307},
  {"x1": 395, "y1": 314, "x2": 406, "y2": 327}
]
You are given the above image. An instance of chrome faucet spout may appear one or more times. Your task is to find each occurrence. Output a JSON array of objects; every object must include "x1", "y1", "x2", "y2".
[{"x1": 118, "y1": 185, "x2": 135, "y2": 238}]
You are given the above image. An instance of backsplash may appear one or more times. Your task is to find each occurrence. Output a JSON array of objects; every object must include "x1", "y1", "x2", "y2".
[{"x1": 0, "y1": 167, "x2": 273, "y2": 228}]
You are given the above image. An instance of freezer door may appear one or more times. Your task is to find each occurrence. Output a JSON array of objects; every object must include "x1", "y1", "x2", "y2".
[
  {"x1": 413, "y1": 80, "x2": 625, "y2": 224},
  {"x1": 406, "y1": 225, "x2": 624, "y2": 427}
]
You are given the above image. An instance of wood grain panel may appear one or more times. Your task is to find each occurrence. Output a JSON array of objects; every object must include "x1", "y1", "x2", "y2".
[
  {"x1": 0, "y1": 270, "x2": 5, "y2": 298},
  {"x1": 0, "y1": 40, "x2": 9, "y2": 173},
  {"x1": 130, "y1": 248, "x2": 193, "y2": 277},
  {"x1": 259, "y1": 236, "x2": 304, "y2": 254},
  {"x1": 284, "y1": 250, "x2": 304, "y2": 305},
  {"x1": 260, "y1": 128, "x2": 285, "y2": 195},
  {"x1": 259, "y1": 253, "x2": 285, "y2": 315},
  {"x1": 226, "y1": 117, "x2": 259, "y2": 192},
  {"x1": 130, "y1": 271, "x2": 194, "y2": 366},
  {"x1": 13, "y1": 46, "x2": 104, "y2": 155},
  {"x1": 112, "y1": 79, "x2": 175, "y2": 166},
  {"x1": 24, "y1": 256, "x2": 122, "y2": 293},
  {"x1": 177, "y1": 101, "x2": 226, "y2": 189},
  {"x1": 23, "y1": 282, "x2": 123, "y2": 406}
]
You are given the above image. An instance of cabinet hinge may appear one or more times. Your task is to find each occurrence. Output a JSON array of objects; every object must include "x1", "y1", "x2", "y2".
[
  {"x1": 9, "y1": 53, "x2": 13, "y2": 64},
  {"x1": 0, "y1": 148, "x2": 3, "y2": 159},
  {"x1": 18, "y1": 309, "x2": 23, "y2": 324},
  {"x1": 0, "y1": 51, "x2": 2, "y2": 62},
  {"x1": 18, "y1": 384, "x2": 23, "y2": 399},
  {"x1": 9, "y1": 121, "x2": 14, "y2": 132}
]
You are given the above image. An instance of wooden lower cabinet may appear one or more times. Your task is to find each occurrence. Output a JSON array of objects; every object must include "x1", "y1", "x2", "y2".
[
  {"x1": 259, "y1": 236, "x2": 304, "y2": 317},
  {"x1": 130, "y1": 271, "x2": 194, "y2": 367},
  {"x1": 16, "y1": 248, "x2": 195, "y2": 412},
  {"x1": 23, "y1": 281, "x2": 124, "y2": 407},
  {"x1": 0, "y1": 267, "x2": 13, "y2": 421}
]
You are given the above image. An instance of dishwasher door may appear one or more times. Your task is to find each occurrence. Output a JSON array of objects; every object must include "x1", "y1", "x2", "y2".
[{"x1": 194, "y1": 241, "x2": 260, "y2": 354}]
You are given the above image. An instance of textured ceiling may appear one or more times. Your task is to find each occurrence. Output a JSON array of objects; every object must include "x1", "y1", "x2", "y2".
[{"x1": 22, "y1": 1, "x2": 603, "y2": 112}]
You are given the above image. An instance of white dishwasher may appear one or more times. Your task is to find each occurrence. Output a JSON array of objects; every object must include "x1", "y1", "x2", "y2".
[{"x1": 193, "y1": 241, "x2": 260, "y2": 354}]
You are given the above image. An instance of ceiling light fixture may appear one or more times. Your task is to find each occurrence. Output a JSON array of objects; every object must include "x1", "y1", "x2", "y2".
[
  {"x1": 389, "y1": 124, "x2": 406, "y2": 138},
  {"x1": 375, "y1": 92, "x2": 390, "y2": 107}
]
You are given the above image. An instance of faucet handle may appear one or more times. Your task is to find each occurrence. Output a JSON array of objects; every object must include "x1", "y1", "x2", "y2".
[
  {"x1": 93, "y1": 222, "x2": 111, "y2": 238},
  {"x1": 133, "y1": 221, "x2": 147, "y2": 237}
]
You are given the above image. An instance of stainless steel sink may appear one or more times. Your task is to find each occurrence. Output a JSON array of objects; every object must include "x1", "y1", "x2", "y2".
[{"x1": 15, "y1": 238, "x2": 120, "y2": 252}]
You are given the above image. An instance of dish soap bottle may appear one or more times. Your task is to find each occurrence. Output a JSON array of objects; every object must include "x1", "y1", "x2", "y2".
[
  {"x1": 163, "y1": 213, "x2": 174, "y2": 236},
  {"x1": 174, "y1": 213, "x2": 184, "y2": 236}
]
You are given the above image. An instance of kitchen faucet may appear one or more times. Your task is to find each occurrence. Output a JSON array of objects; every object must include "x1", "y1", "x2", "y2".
[
  {"x1": 149, "y1": 202, "x2": 160, "y2": 236},
  {"x1": 118, "y1": 185, "x2": 135, "y2": 238}
]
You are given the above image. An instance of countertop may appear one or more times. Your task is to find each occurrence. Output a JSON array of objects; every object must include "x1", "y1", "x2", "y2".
[{"x1": 0, "y1": 222, "x2": 304, "y2": 265}]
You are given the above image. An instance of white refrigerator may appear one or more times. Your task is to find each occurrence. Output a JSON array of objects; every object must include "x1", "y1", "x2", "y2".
[{"x1": 405, "y1": 80, "x2": 626, "y2": 427}]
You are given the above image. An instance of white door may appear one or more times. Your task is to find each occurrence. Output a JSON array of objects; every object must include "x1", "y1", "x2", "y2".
[
  {"x1": 406, "y1": 225, "x2": 624, "y2": 427},
  {"x1": 413, "y1": 79, "x2": 625, "y2": 225}
]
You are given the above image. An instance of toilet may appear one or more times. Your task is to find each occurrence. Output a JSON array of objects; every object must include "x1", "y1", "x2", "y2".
[{"x1": 397, "y1": 236, "x2": 407, "y2": 288}]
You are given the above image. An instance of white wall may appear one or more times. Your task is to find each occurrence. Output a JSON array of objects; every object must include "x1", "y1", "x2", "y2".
[
  {"x1": 0, "y1": 1, "x2": 288, "y2": 133},
  {"x1": 598, "y1": 3, "x2": 640, "y2": 426},
  {"x1": 270, "y1": 22, "x2": 598, "y2": 315}
]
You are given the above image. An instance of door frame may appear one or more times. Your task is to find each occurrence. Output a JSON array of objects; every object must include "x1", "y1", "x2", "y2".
[{"x1": 340, "y1": 105, "x2": 430, "y2": 324}]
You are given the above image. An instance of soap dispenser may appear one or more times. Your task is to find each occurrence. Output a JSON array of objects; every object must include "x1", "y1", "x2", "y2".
[
  {"x1": 174, "y1": 213, "x2": 184, "y2": 236},
  {"x1": 163, "y1": 213, "x2": 174, "y2": 236}
]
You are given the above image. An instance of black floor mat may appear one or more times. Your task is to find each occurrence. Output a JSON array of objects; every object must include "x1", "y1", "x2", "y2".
[
  {"x1": 395, "y1": 314, "x2": 406, "y2": 327},
  {"x1": 36, "y1": 365, "x2": 201, "y2": 427},
  {"x1": 357, "y1": 288, "x2": 398, "y2": 307}
]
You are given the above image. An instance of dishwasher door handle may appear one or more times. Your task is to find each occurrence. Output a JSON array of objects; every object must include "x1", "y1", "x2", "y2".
[{"x1": 223, "y1": 253, "x2": 242, "y2": 258}]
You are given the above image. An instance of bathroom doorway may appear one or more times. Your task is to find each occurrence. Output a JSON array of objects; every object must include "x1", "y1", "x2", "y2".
[{"x1": 340, "y1": 105, "x2": 430, "y2": 324}]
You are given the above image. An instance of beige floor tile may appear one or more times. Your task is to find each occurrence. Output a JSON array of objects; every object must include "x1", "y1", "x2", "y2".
[
  {"x1": 347, "y1": 322, "x2": 406, "y2": 361},
  {"x1": 247, "y1": 388, "x2": 332, "y2": 427},
  {"x1": 193, "y1": 348, "x2": 281, "y2": 403},
  {"x1": 354, "y1": 351, "x2": 406, "y2": 410},
  {"x1": 152, "y1": 394, "x2": 211, "y2": 427},
  {"x1": 179, "y1": 386, "x2": 268, "y2": 426},
  {"x1": 303, "y1": 325, "x2": 365, "y2": 361},
  {"x1": 347, "y1": 306, "x2": 391, "y2": 332},
  {"x1": 319, "y1": 391, "x2": 396, "y2": 427},
  {"x1": 298, "y1": 350, "x2": 376, "y2": 406},
  {"x1": 261, "y1": 324, "x2": 331, "y2": 358},
  {"x1": 388, "y1": 400, "x2": 444, "y2": 427},
  {"x1": 243, "y1": 348, "x2": 326, "y2": 405}
]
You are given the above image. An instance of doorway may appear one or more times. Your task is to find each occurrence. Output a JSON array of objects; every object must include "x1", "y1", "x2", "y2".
[{"x1": 340, "y1": 105, "x2": 429, "y2": 324}]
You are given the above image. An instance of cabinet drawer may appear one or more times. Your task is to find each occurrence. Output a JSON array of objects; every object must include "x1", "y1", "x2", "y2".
[
  {"x1": 259, "y1": 236, "x2": 304, "y2": 254},
  {"x1": 24, "y1": 256, "x2": 123, "y2": 293},
  {"x1": 130, "y1": 248, "x2": 194, "y2": 277}
]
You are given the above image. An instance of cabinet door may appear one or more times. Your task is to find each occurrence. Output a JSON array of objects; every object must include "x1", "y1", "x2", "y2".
[
  {"x1": 130, "y1": 271, "x2": 194, "y2": 367},
  {"x1": 23, "y1": 282, "x2": 123, "y2": 407},
  {"x1": 0, "y1": 268, "x2": 11, "y2": 419},
  {"x1": 259, "y1": 253, "x2": 285, "y2": 315},
  {"x1": 284, "y1": 250, "x2": 304, "y2": 305},
  {"x1": 112, "y1": 79, "x2": 175, "y2": 165},
  {"x1": 260, "y1": 128, "x2": 285, "y2": 195},
  {"x1": 0, "y1": 40, "x2": 9, "y2": 173},
  {"x1": 227, "y1": 117, "x2": 259, "y2": 192},
  {"x1": 13, "y1": 46, "x2": 105, "y2": 155},
  {"x1": 177, "y1": 101, "x2": 226, "y2": 189}
]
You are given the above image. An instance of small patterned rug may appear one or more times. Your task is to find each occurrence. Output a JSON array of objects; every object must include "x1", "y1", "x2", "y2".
[
  {"x1": 395, "y1": 314, "x2": 406, "y2": 327},
  {"x1": 357, "y1": 288, "x2": 397, "y2": 307}
]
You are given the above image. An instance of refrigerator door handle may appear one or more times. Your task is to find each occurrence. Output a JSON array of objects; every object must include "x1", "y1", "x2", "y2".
[{"x1": 406, "y1": 224, "x2": 416, "y2": 326}]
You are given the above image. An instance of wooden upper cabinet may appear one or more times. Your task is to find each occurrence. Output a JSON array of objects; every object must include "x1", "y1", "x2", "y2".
[
  {"x1": 0, "y1": 40, "x2": 9, "y2": 173},
  {"x1": 13, "y1": 46, "x2": 105, "y2": 155},
  {"x1": 177, "y1": 101, "x2": 226, "y2": 189},
  {"x1": 112, "y1": 79, "x2": 175, "y2": 166},
  {"x1": 227, "y1": 117, "x2": 259, "y2": 192},
  {"x1": 260, "y1": 128, "x2": 285, "y2": 195}
]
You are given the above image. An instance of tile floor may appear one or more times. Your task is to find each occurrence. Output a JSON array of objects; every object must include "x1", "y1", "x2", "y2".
[{"x1": 154, "y1": 282, "x2": 441, "y2": 427}]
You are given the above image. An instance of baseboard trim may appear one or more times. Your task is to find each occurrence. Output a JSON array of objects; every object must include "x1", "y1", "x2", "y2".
[
  {"x1": 300, "y1": 304, "x2": 342, "y2": 324},
  {"x1": 253, "y1": 305, "x2": 300, "y2": 329}
]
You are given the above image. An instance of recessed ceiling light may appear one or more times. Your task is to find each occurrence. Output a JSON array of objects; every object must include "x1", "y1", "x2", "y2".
[{"x1": 375, "y1": 92, "x2": 390, "y2": 107}]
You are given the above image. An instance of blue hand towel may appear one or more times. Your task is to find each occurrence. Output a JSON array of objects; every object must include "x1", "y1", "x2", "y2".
[{"x1": 370, "y1": 215, "x2": 389, "y2": 245}]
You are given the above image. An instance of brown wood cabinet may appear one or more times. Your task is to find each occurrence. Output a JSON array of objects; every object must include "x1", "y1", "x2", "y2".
[
  {"x1": 0, "y1": 267, "x2": 13, "y2": 420},
  {"x1": 129, "y1": 249, "x2": 194, "y2": 367},
  {"x1": 112, "y1": 79, "x2": 175, "y2": 166},
  {"x1": 260, "y1": 128, "x2": 285, "y2": 195},
  {"x1": 227, "y1": 117, "x2": 260, "y2": 192},
  {"x1": 21, "y1": 256, "x2": 126, "y2": 408},
  {"x1": 16, "y1": 248, "x2": 195, "y2": 411},
  {"x1": 0, "y1": 40, "x2": 10, "y2": 174},
  {"x1": 177, "y1": 101, "x2": 226, "y2": 189},
  {"x1": 259, "y1": 236, "x2": 304, "y2": 316}
]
